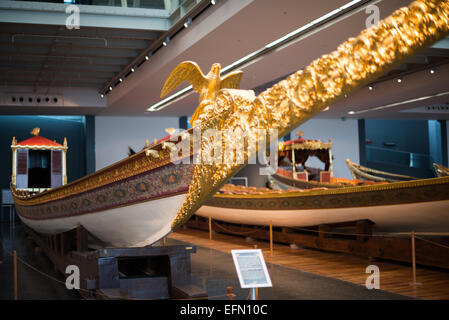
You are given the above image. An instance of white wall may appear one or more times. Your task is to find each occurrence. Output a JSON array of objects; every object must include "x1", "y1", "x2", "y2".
[
  {"x1": 293, "y1": 118, "x2": 359, "y2": 179},
  {"x1": 95, "y1": 116, "x2": 179, "y2": 170}
]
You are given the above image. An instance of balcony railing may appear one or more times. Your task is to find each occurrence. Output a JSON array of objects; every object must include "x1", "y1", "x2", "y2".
[{"x1": 366, "y1": 146, "x2": 433, "y2": 170}]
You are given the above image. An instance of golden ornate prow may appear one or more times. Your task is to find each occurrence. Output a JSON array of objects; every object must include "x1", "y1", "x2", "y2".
[
  {"x1": 160, "y1": 61, "x2": 243, "y2": 125},
  {"x1": 170, "y1": 0, "x2": 449, "y2": 230}
]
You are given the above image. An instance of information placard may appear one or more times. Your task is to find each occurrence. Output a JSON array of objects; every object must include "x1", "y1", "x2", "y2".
[{"x1": 231, "y1": 249, "x2": 272, "y2": 289}]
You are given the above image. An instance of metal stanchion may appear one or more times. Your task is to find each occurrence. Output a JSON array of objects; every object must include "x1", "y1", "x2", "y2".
[
  {"x1": 410, "y1": 231, "x2": 421, "y2": 286},
  {"x1": 269, "y1": 222, "x2": 273, "y2": 257},
  {"x1": 13, "y1": 250, "x2": 18, "y2": 300},
  {"x1": 209, "y1": 216, "x2": 212, "y2": 241}
]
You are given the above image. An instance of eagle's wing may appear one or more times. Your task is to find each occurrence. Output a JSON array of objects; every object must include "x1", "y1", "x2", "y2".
[
  {"x1": 220, "y1": 70, "x2": 243, "y2": 90},
  {"x1": 160, "y1": 61, "x2": 207, "y2": 98}
]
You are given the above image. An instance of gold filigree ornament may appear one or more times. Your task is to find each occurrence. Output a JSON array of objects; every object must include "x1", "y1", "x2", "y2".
[{"x1": 170, "y1": 0, "x2": 449, "y2": 229}]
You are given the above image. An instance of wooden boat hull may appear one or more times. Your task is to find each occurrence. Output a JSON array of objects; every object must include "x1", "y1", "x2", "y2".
[
  {"x1": 13, "y1": 134, "x2": 195, "y2": 247},
  {"x1": 197, "y1": 177, "x2": 449, "y2": 234}
]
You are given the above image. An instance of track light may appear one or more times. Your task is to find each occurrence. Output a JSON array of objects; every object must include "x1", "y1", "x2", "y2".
[
  {"x1": 109, "y1": 86, "x2": 113, "y2": 91},
  {"x1": 100, "y1": 94, "x2": 104, "y2": 98},
  {"x1": 211, "y1": 0, "x2": 216, "y2": 4},
  {"x1": 145, "y1": 55, "x2": 149, "y2": 60},
  {"x1": 368, "y1": 85, "x2": 373, "y2": 91},
  {"x1": 162, "y1": 37, "x2": 170, "y2": 47},
  {"x1": 147, "y1": 0, "x2": 368, "y2": 112},
  {"x1": 397, "y1": 78, "x2": 402, "y2": 83},
  {"x1": 131, "y1": 67, "x2": 135, "y2": 72},
  {"x1": 184, "y1": 17, "x2": 192, "y2": 28},
  {"x1": 348, "y1": 111, "x2": 355, "y2": 115},
  {"x1": 119, "y1": 78, "x2": 123, "y2": 82}
]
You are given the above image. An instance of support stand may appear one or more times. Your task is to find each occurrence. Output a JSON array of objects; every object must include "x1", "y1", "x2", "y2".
[{"x1": 23, "y1": 224, "x2": 207, "y2": 300}]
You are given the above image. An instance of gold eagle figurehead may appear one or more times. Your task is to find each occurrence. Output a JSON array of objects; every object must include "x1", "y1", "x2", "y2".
[{"x1": 160, "y1": 61, "x2": 243, "y2": 126}]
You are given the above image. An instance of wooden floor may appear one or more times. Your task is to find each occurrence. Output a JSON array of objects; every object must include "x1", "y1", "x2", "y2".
[{"x1": 169, "y1": 227, "x2": 449, "y2": 300}]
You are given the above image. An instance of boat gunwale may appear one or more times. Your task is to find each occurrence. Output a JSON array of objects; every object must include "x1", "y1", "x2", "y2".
[{"x1": 213, "y1": 176, "x2": 449, "y2": 200}]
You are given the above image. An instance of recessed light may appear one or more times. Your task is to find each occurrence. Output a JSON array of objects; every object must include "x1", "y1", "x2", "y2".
[
  {"x1": 397, "y1": 78, "x2": 402, "y2": 83},
  {"x1": 430, "y1": 69, "x2": 435, "y2": 74}
]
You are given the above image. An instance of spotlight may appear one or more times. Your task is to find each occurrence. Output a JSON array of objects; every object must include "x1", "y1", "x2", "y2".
[
  {"x1": 109, "y1": 86, "x2": 113, "y2": 91},
  {"x1": 131, "y1": 68, "x2": 135, "y2": 72},
  {"x1": 119, "y1": 78, "x2": 123, "y2": 82},
  {"x1": 368, "y1": 86, "x2": 373, "y2": 91},
  {"x1": 348, "y1": 111, "x2": 355, "y2": 115},
  {"x1": 145, "y1": 55, "x2": 149, "y2": 60},
  {"x1": 184, "y1": 17, "x2": 192, "y2": 28},
  {"x1": 430, "y1": 69, "x2": 435, "y2": 74},
  {"x1": 397, "y1": 78, "x2": 402, "y2": 83},
  {"x1": 211, "y1": 0, "x2": 216, "y2": 4},
  {"x1": 100, "y1": 94, "x2": 104, "y2": 98}
]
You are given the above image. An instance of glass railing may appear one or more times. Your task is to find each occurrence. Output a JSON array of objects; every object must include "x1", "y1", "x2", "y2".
[
  {"x1": 11, "y1": 0, "x2": 169, "y2": 11},
  {"x1": 10, "y1": 0, "x2": 199, "y2": 27},
  {"x1": 366, "y1": 146, "x2": 433, "y2": 170}
]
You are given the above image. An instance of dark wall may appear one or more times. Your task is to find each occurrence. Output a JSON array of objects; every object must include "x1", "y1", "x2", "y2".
[
  {"x1": 0, "y1": 116, "x2": 90, "y2": 194},
  {"x1": 365, "y1": 119, "x2": 429, "y2": 154}
]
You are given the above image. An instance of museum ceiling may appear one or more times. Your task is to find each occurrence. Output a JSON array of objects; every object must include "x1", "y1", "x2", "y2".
[{"x1": 0, "y1": 0, "x2": 448, "y2": 120}]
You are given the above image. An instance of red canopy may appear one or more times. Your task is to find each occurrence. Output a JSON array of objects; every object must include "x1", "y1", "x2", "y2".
[{"x1": 17, "y1": 135, "x2": 63, "y2": 148}]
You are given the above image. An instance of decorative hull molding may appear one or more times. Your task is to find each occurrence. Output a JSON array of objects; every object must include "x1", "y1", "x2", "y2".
[{"x1": 197, "y1": 177, "x2": 449, "y2": 233}]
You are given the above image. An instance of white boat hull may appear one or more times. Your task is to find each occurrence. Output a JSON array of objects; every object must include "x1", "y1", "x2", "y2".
[
  {"x1": 19, "y1": 193, "x2": 187, "y2": 247},
  {"x1": 196, "y1": 199, "x2": 449, "y2": 234}
]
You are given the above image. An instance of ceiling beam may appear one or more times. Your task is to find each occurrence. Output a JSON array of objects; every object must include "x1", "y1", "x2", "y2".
[
  {"x1": 4, "y1": 54, "x2": 131, "y2": 66},
  {"x1": 0, "y1": 1, "x2": 170, "y2": 31},
  {"x1": 0, "y1": 46, "x2": 141, "y2": 58},
  {"x1": 0, "y1": 37, "x2": 150, "y2": 50}
]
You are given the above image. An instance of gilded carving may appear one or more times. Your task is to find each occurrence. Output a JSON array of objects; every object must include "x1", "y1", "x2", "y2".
[{"x1": 171, "y1": 0, "x2": 449, "y2": 229}]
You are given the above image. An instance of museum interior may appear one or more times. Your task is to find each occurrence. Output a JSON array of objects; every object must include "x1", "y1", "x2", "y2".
[{"x1": 0, "y1": 0, "x2": 449, "y2": 302}]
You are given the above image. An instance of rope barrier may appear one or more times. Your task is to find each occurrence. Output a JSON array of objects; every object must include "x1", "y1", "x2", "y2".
[
  {"x1": 289, "y1": 225, "x2": 391, "y2": 238},
  {"x1": 212, "y1": 220, "x2": 265, "y2": 236},
  {"x1": 202, "y1": 216, "x2": 449, "y2": 248},
  {"x1": 1, "y1": 219, "x2": 448, "y2": 301},
  {"x1": 415, "y1": 236, "x2": 449, "y2": 250},
  {"x1": 0, "y1": 234, "x2": 234, "y2": 300}
]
